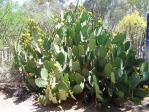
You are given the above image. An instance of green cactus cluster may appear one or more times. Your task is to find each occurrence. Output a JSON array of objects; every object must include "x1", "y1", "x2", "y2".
[{"x1": 13, "y1": 6, "x2": 149, "y2": 107}]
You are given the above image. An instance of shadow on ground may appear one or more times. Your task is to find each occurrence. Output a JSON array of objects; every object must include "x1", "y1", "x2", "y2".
[
  {"x1": 30, "y1": 92, "x2": 99, "y2": 112},
  {"x1": 1, "y1": 83, "x2": 149, "y2": 112},
  {"x1": 32, "y1": 98, "x2": 99, "y2": 112},
  {"x1": 0, "y1": 83, "x2": 99, "y2": 112},
  {"x1": 0, "y1": 83, "x2": 32, "y2": 104}
]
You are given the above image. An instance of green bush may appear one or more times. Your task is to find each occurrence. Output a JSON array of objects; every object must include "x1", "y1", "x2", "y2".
[{"x1": 13, "y1": 6, "x2": 149, "y2": 107}]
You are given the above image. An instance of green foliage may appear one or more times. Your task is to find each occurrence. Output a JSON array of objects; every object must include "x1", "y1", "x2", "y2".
[
  {"x1": 0, "y1": 39, "x2": 3, "y2": 48},
  {"x1": 0, "y1": 0, "x2": 28, "y2": 53},
  {"x1": 14, "y1": 6, "x2": 149, "y2": 107}
]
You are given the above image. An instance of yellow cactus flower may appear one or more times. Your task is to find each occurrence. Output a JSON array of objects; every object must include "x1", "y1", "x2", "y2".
[
  {"x1": 39, "y1": 43, "x2": 42, "y2": 46},
  {"x1": 113, "y1": 33, "x2": 117, "y2": 37},
  {"x1": 37, "y1": 38, "x2": 42, "y2": 43},
  {"x1": 22, "y1": 34, "x2": 26, "y2": 37},
  {"x1": 143, "y1": 85, "x2": 148, "y2": 89},
  {"x1": 28, "y1": 73, "x2": 33, "y2": 77},
  {"x1": 98, "y1": 19, "x2": 102, "y2": 24},
  {"x1": 26, "y1": 33, "x2": 30, "y2": 36},
  {"x1": 89, "y1": 12, "x2": 92, "y2": 15},
  {"x1": 54, "y1": 63, "x2": 57, "y2": 67},
  {"x1": 136, "y1": 67, "x2": 140, "y2": 71},
  {"x1": 25, "y1": 40, "x2": 29, "y2": 43}
]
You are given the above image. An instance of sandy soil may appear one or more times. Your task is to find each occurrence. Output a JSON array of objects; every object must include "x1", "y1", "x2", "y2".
[
  {"x1": 1, "y1": 83, "x2": 149, "y2": 112},
  {"x1": 0, "y1": 92, "x2": 36, "y2": 112},
  {"x1": 0, "y1": 92, "x2": 99, "y2": 112},
  {"x1": 0, "y1": 83, "x2": 98, "y2": 112}
]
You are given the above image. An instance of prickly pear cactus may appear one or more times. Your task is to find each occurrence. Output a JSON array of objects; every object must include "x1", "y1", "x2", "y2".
[{"x1": 13, "y1": 6, "x2": 149, "y2": 106}]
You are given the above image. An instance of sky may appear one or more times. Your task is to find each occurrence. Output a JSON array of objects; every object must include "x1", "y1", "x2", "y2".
[{"x1": 12, "y1": 0, "x2": 84, "y2": 6}]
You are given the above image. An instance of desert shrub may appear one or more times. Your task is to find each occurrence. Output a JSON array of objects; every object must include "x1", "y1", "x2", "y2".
[{"x1": 13, "y1": 6, "x2": 149, "y2": 107}]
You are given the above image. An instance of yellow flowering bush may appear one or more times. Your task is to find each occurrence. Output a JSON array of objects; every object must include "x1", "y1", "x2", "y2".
[{"x1": 118, "y1": 11, "x2": 146, "y2": 45}]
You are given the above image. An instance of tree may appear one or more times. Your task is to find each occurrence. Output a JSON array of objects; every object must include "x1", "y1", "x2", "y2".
[
  {"x1": 23, "y1": 0, "x2": 69, "y2": 34},
  {"x1": 118, "y1": 11, "x2": 146, "y2": 51},
  {"x1": 0, "y1": 0, "x2": 28, "y2": 51},
  {"x1": 127, "y1": 0, "x2": 149, "y2": 17},
  {"x1": 83, "y1": 0, "x2": 129, "y2": 30},
  {"x1": 83, "y1": 0, "x2": 149, "y2": 31}
]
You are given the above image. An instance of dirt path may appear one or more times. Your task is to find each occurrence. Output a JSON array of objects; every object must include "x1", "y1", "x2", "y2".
[
  {"x1": 0, "y1": 83, "x2": 149, "y2": 112},
  {"x1": 0, "y1": 91, "x2": 98, "y2": 112},
  {"x1": 0, "y1": 92, "x2": 37, "y2": 112},
  {"x1": 0, "y1": 91, "x2": 85, "y2": 112},
  {"x1": 0, "y1": 83, "x2": 98, "y2": 112}
]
